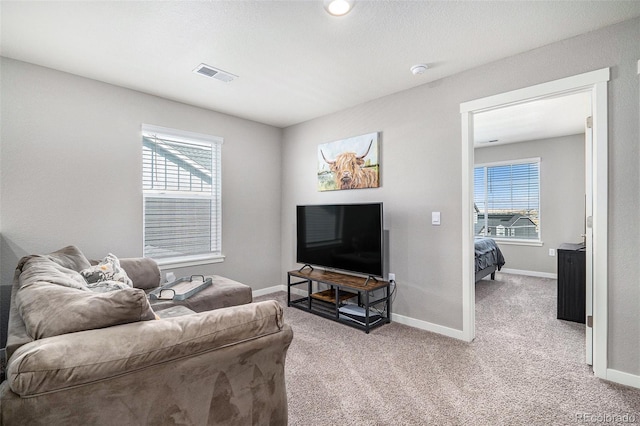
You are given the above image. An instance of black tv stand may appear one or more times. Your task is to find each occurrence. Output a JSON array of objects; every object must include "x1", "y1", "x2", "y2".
[{"x1": 287, "y1": 269, "x2": 391, "y2": 333}]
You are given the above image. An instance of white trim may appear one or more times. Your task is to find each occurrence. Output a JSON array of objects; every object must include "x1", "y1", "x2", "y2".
[
  {"x1": 461, "y1": 111, "x2": 475, "y2": 343},
  {"x1": 605, "y1": 369, "x2": 640, "y2": 389},
  {"x1": 141, "y1": 123, "x2": 223, "y2": 146},
  {"x1": 500, "y1": 268, "x2": 557, "y2": 279},
  {"x1": 584, "y1": 115, "x2": 593, "y2": 365},
  {"x1": 156, "y1": 254, "x2": 225, "y2": 269},
  {"x1": 391, "y1": 313, "x2": 465, "y2": 340},
  {"x1": 460, "y1": 68, "x2": 610, "y2": 379},
  {"x1": 460, "y1": 68, "x2": 610, "y2": 113},
  {"x1": 252, "y1": 285, "x2": 284, "y2": 298},
  {"x1": 253, "y1": 285, "x2": 307, "y2": 299},
  {"x1": 475, "y1": 156, "x2": 540, "y2": 168},
  {"x1": 591, "y1": 78, "x2": 608, "y2": 378},
  {"x1": 143, "y1": 191, "x2": 214, "y2": 199}
]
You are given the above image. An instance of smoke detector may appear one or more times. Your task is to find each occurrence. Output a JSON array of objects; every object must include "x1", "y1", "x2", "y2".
[
  {"x1": 193, "y1": 63, "x2": 238, "y2": 83},
  {"x1": 410, "y1": 64, "x2": 429, "y2": 75}
]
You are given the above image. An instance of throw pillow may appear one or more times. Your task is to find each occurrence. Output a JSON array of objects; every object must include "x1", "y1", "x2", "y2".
[{"x1": 80, "y1": 254, "x2": 133, "y2": 291}]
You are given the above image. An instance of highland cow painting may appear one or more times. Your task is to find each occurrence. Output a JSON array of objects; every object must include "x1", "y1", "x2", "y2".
[{"x1": 317, "y1": 132, "x2": 380, "y2": 191}]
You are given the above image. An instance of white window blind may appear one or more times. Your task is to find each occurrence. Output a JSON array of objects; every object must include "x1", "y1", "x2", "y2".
[
  {"x1": 142, "y1": 124, "x2": 222, "y2": 260},
  {"x1": 474, "y1": 159, "x2": 540, "y2": 241}
]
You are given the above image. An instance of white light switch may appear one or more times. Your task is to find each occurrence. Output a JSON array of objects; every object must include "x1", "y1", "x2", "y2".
[{"x1": 432, "y1": 212, "x2": 441, "y2": 226}]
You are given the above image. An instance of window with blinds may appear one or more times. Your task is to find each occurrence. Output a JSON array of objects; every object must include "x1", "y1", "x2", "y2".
[
  {"x1": 142, "y1": 124, "x2": 222, "y2": 261},
  {"x1": 474, "y1": 158, "x2": 540, "y2": 241}
]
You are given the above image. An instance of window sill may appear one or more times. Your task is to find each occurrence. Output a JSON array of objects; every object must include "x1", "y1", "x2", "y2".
[
  {"x1": 491, "y1": 239, "x2": 543, "y2": 247},
  {"x1": 154, "y1": 254, "x2": 225, "y2": 269}
]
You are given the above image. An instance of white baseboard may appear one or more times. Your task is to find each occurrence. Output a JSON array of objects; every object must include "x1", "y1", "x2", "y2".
[
  {"x1": 391, "y1": 313, "x2": 465, "y2": 340},
  {"x1": 254, "y1": 286, "x2": 464, "y2": 340},
  {"x1": 500, "y1": 268, "x2": 557, "y2": 279},
  {"x1": 252, "y1": 285, "x2": 284, "y2": 298},
  {"x1": 605, "y1": 368, "x2": 640, "y2": 389},
  {"x1": 252, "y1": 285, "x2": 307, "y2": 298}
]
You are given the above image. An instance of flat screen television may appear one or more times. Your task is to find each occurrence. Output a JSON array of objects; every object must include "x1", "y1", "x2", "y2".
[{"x1": 296, "y1": 203, "x2": 383, "y2": 277}]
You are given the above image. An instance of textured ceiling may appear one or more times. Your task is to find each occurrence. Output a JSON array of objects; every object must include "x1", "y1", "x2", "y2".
[
  {"x1": 474, "y1": 92, "x2": 592, "y2": 147},
  {"x1": 1, "y1": 1, "x2": 639, "y2": 128}
]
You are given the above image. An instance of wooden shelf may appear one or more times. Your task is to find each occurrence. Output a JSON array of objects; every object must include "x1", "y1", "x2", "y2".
[
  {"x1": 287, "y1": 268, "x2": 391, "y2": 333},
  {"x1": 311, "y1": 288, "x2": 357, "y2": 304},
  {"x1": 288, "y1": 269, "x2": 389, "y2": 291}
]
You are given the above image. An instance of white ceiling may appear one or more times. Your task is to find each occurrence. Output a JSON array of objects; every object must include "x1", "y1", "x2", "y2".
[
  {"x1": 474, "y1": 91, "x2": 592, "y2": 147},
  {"x1": 1, "y1": 1, "x2": 639, "y2": 130}
]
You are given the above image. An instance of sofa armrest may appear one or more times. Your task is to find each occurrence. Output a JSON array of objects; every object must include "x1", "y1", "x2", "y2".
[{"x1": 7, "y1": 300, "x2": 286, "y2": 397}]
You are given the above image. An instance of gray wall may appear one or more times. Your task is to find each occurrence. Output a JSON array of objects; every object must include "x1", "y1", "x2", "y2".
[
  {"x1": 0, "y1": 58, "x2": 283, "y2": 346},
  {"x1": 281, "y1": 18, "x2": 639, "y2": 375},
  {"x1": 475, "y1": 134, "x2": 586, "y2": 274},
  {"x1": 1, "y1": 18, "x2": 638, "y2": 378}
]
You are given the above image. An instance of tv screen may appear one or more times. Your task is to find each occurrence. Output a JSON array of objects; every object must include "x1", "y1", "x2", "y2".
[{"x1": 296, "y1": 203, "x2": 383, "y2": 277}]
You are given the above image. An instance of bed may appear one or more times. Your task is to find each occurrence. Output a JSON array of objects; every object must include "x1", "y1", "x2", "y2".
[{"x1": 474, "y1": 237, "x2": 505, "y2": 282}]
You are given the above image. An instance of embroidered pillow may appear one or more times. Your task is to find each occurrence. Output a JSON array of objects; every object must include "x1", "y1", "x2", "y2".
[{"x1": 80, "y1": 254, "x2": 133, "y2": 292}]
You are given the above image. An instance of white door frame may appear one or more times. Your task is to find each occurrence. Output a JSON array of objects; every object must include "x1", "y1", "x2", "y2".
[{"x1": 460, "y1": 68, "x2": 609, "y2": 379}]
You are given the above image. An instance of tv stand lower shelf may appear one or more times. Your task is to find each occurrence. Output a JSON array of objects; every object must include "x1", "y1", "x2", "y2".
[{"x1": 287, "y1": 269, "x2": 391, "y2": 333}]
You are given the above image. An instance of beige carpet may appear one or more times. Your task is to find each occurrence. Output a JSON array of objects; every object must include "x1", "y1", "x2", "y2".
[{"x1": 256, "y1": 273, "x2": 640, "y2": 425}]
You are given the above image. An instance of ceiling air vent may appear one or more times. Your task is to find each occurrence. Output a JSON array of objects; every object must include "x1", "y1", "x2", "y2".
[{"x1": 193, "y1": 63, "x2": 238, "y2": 83}]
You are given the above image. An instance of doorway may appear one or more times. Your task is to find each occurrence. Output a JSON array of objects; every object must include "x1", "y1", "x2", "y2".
[{"x1": 460, "y1": 68, "x2": 609, "y2": 379}]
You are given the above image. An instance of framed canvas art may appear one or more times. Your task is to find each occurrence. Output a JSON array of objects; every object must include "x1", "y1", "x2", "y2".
[{"x1": 317, "y1": 132, "x2": 380, "y2": 191}]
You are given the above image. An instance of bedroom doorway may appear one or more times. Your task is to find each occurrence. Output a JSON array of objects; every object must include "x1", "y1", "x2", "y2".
[{"x1": 460, "y1": 68, "x2": 610, "y2": 379}]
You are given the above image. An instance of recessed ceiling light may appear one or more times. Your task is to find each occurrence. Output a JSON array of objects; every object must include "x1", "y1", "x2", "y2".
[{"x1": 324, "y1": 0, "x2": 355, "y2": 16}]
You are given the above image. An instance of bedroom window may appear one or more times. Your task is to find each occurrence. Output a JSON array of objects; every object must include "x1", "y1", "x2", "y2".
[
  {"x1": 474, "y1": 158, "x2": 540, "y2": 242},
  {"x1": 142, "y1": 124, "x2": 223, "y2": 267}
]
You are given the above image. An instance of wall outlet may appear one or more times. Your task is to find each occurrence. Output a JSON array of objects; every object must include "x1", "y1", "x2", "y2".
[
  {"x1": 548, "y1": 249, "x2": 556, "y2": 257},
  {"x1": 388, "y1": 273, "x2": 396, "y2": 282}
]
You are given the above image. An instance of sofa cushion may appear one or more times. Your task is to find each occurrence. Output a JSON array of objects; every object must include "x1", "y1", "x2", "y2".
[
  {"x1": 155, "y1": 305, "x2": 196, "y2": 318},
  {"x1": 17, "y1": 283, "x2": 157, "y2": 339},
  {"x1": 149, "y1": 275, "x2": 252, "y2": 313},
  {"x1": 16, "y1": 254, "x2": 156, "y2": 339},
  {"x1": 18, "y1": 256, "x2": 89, "y2": 291},
  {"x1": 45, "y1": 245, "x2": 92, "y2": 272},
  {"x1": 7, "y1": 300, "x2": 285, "y2": 396}
]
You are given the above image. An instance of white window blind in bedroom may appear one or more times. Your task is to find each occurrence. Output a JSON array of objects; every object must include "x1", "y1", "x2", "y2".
[
  {"x1": 474, "y1": 158, "x2": 540, "y2": 241},
  {"x1": 142, "y1": 124, "x2": 223, "y2": 262}
]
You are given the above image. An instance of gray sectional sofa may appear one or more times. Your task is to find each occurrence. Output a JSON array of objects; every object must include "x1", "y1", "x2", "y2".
[{"x1": 0, "y1": 246, "x2": 293, "y2": 425}]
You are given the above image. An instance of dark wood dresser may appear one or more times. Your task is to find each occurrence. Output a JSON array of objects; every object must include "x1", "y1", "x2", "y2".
[{"x1": 557, "y1": 243, "x2": 586, "y2": 323}]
